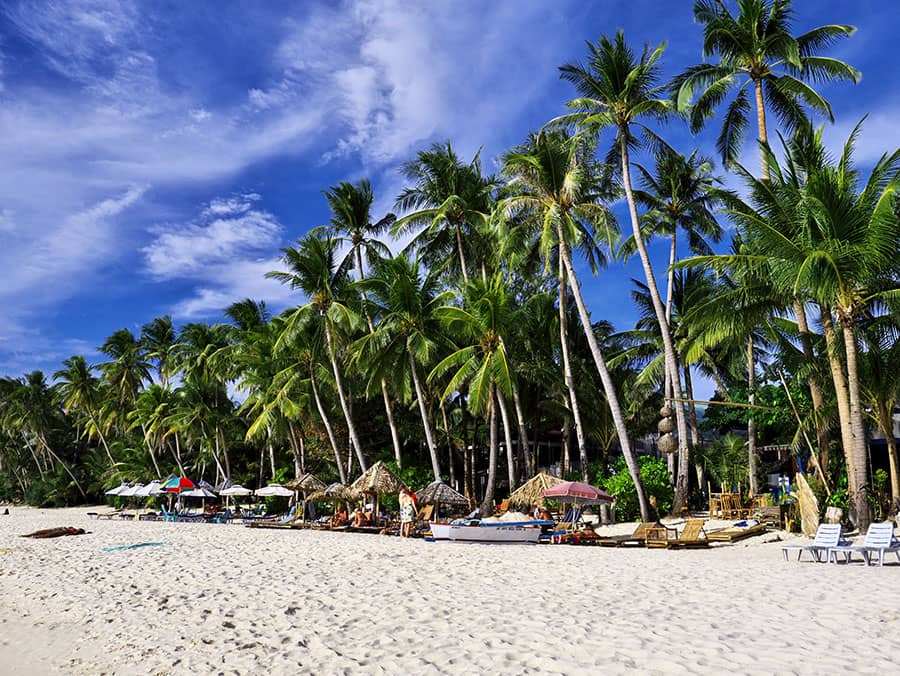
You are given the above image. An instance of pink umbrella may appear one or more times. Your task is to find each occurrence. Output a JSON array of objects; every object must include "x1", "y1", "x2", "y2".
[{"x1": 541, "y1": 481, "x2": 613, "y2": 505}]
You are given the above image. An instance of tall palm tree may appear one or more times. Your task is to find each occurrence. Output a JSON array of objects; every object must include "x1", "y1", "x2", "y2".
[
  {"x1": 321, "y1": 179, "x2": 404, "y2": 467},
  {"x1": 98, "y1": 329, "x2": 152, "y2": 409},
  {"x1": 672, "y1": 0, "x2": 860, "y2": 175},
  {"x1": 140, "y1": 316, "x2": 178, "y2": 387},
  {"x1": 687, "y1": 122, "x2": 900, "y2": 528},
  {"x1": 501, "y1": 129, "x2": 651, "y2": 521},
  {"x1": 268, "y1": 233, "x2": 368, "y2": 474},
  {"x1": 355, "y1": 254, "x2": 451, "y2": 481},
  {"x1": 393, "y1": 141, "x2": 495, "y2": 284},
  {"x1": 54, "y1": 355, "x2": 115, "y2": 466}
]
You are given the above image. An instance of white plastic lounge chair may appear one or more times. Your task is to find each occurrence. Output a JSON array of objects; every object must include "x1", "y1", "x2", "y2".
[
  {"x1": 781, "y1": 523, "x2": 843, "y2": 562},
  {"x1": 828, "y1": 522, "x2": 900, "y2": 566}
]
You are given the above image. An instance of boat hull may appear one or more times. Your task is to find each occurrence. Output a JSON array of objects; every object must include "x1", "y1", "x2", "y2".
[{"x1": 430, "y1": 522, "x2": 541, "y2": 543}]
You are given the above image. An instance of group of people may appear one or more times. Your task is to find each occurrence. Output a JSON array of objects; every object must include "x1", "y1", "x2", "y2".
[{"x1": 329, "y1": 504, "x2": 377, "y2": 529}]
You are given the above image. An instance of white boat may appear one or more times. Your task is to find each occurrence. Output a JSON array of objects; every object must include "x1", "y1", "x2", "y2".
[{"x1": 429, "y1": 520, "x2": 548, "y2": 544}]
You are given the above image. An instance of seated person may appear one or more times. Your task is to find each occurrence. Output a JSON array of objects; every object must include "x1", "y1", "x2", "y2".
[
  {"x1": 350, "y1": 507, "x2": 369, "y2": 527},
  {"x1": 534, "y1": 506, "x2": 553, "y2": 521},
  {"x1": 330, "y1": 506, "x2": 348, "y2": 528}
]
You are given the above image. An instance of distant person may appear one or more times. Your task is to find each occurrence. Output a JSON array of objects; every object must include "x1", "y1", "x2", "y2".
[
  {"x1": 399, "y1": 487, "x2": 416, "y2": 537},
  {"x1": 331, "y1": 505, "x2": 348, "y2": 529},
  {"x1": 350, "y1": 507, "x2": 369, "y2": 527}
]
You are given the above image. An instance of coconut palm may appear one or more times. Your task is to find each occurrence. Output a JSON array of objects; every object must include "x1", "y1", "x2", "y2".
[
  {"x1": 268, "y1": 233, "x2": 368, "y2": 473},
  {"x1": 321, "y1": 179, "x2": 404, "y2": 467},
  {"x1": 355, "y1": 254, "x2": 451, "y2": 481},
  {"x1": 501, "y1": 128, "x2": 651, "y2": 521},
  {"x1": 671, "y1": 0, "x2": 860, "y2": 175},
  {"x1": 140, "y1": 316, "x2": 178, "y2": 387},
  {"x1": 54, "y1": 355, "x2": 115, "y2": 467},
  {"x1": 555, "y1": 31, "x2": 696, "y2": 513},
  {"x1": 393, "y1": 141, "x2": 496, "y2": 284}
]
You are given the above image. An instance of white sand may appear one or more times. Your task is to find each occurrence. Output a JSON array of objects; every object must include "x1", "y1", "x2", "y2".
[{"x1": 1, "y1": 507, "x2": 898, "y2": 675}]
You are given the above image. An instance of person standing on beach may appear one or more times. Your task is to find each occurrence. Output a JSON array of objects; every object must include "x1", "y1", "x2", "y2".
[{"x1": 399, "y1": 487, "x2": 416, "y2": 537}]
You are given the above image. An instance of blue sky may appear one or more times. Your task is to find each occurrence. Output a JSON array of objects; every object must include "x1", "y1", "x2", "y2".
[{"x1": 0, "y1": 0, "x2": 897, "y2": 401}]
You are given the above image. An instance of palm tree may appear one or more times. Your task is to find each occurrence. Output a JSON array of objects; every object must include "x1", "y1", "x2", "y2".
[
  {"x1": 393, "y1": 141, "x2": 495, "y2": 284},
  {"x1": 356, "y1": 254, "x2": 451, "y2": 481},
  {"x1": 54, "y1": 355, "x2": 115, "y2": 466},
  {"x1": 672, "y1": 0, "x2": 860, "y2": 176},
  {"x1": 140, "y1": 316, "x2": 178, "y2": 387},
  {"x1": 501, "y1": 129, "x2": 651, "y2": 521},
  {"x1": 687, "y1": 122, "x2": 900, "y2": 528},
  {"x1": 98, "y1": 329, "x2": 151, "y2": 409},
  {"x1": 268, "y1": 233, "x2": 368, "y2": 474},
  {"x1": 321, "y1": 179, "x2": 404, "y2": 467},
  {"x1": 555, "y1": 31, "x2": 696, "y2": 513}
]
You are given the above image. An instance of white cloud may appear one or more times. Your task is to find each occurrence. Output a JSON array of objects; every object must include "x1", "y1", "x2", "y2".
[{"x1": 143, "y1": 193, "x2": 282, "y2": 280}]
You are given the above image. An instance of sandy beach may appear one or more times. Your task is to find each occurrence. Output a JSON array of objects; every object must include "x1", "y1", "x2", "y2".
[{"x1": 1, "y1": 507, "x2": 898, "y2": 675}]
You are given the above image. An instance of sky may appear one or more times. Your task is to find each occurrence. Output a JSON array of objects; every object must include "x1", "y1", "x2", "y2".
[{"x1": 0, "y1": 0, "x2": 897, "y2": 401}]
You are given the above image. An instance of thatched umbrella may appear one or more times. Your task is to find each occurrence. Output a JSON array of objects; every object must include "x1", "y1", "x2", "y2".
[
  {"x1": 507, "y1": 471, "x2": 565, "y2": 509},
  {"x1": 350, "y1": 461, "x2": 406, "y2": 521},
  {"x1": 415, "y1": 481, "x2": 469, "y2": 515},
  {"x1": 309, "y1": 482, "x2": 358, "y2": 502},
  {"x1": 285, "y1": 473, "x2": 327, "y2": 522}
]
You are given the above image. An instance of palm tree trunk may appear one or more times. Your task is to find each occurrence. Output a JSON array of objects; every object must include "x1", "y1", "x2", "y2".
[
  {"x1": 454, "y1": 222, "x2": 469, "y2": 285},
  {"x1": 323, "y1": 320, "x2": 366, "y2": 472},
  {"x1": 355, "y1": 248, "x2": 403, "y2": 467},
  {"x1": 841, "y1": 319, "x2": 870, "y2": 530},
  {"x1": 511, "y1": 383, "x2": 533, "y2": 477},
  {"x1": 620, "y1": 141, "x2": 690, "y2": 514},
  {"x1": 665, "y1": 239, "x2": 678, "y2": 486},
  {"x1": 879, "y1": 405, "x2": 900, "y2": 509},
  {"x1": 795, "y1": 300, "x2": 829, "y2": 470},
  {"x1": 480, "y1": 387, "x2": 499, "y2": 514},
  {"x1": 266, "y1": 427, "x2": 276, "y2": 480},
  {"x1": 409, "y1": 353, "x2": 442, "y2": 481},
  {"x1": 683, "y1": 365, "x2": 701, "y2": 447},
  {"x1": 21, "y1": 433, "x2": 46, "y2": 481},
  {"x1": 310, "y1": 371, "x2": 347, "y2": 485},
  {"x1": 38, "y1": 435, "x2": 86, "y2": 497},
  {"x1": 558, "y1": 264, "x2": 589, "y2": 483},
  {"x1": 89, "y1": 412, "x2": 116, "y2": 467},
  {"x1": 497, "y1": 389, "x2": 518, "y2": 490},
  {"x1": 440, "y1": 402, "x2": 456, "y2": 488},
  {"x1": 559, "y1": 223, "x2": 650, "y2": 521},
  {"x1": 140, "y1": 423, "x2": 162, "y2": 478},
  {"x1": 287, "y1": 422, "x2": 302, "y2": 476},
  {"x1": 753, "y1": 78, "x2": 770, "y2": 180},
  {"x1": 821, "y1": 306, "x2": 859, "y2": 520},
  {"x1": 747, "y1": 336, "x2": 759, "y2": 494}
]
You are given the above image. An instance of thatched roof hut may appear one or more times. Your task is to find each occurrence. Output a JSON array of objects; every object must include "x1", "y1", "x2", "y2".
[
  {"x1": 309, "y1": 482, "x2": 358, "y2": 501},
  {"x1": 507, "y1": 472, "x2": 565, "y2": 508},
  {"x1": 285, "y1": 473, "x2": 327, "y2": 494},
  {"x1": 415, "y1": 481, "x2": 469, "y2": 508},
  {"x1": 350, "y1": 460, "x2": 406, "y2": 496}
]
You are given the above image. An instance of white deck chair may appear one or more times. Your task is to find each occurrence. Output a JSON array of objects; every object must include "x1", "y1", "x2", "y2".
[
  {"x1": 781, "y1": 523, "x2": 843, "y2": 562},
  {"x1": 829, "y1": 522, "x2": 900, "y2": 566}
]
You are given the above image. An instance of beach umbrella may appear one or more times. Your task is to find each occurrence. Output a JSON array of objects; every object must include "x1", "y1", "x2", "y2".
[
  {"x1": 285, "y1": 473, "x2": 327, "y2": 522},
  {"x1": 255, "y1": 484, "x2": 294, "y2": 497},
  {"x1": 220, "y1": 484, "x2": 252, "y2": 496},
  {"x1": 309, "y1": 482, "x2": 357, "y2": 501},
  {"x1": 415, "y1": 481, "x2": 468, "y2": 509},
  {"x1": 135, "y1": 481, "x2": 163, "y2": 497},
  {"x1": 350, "y1": 461, "x2": 406, "y2": 522},
  {"x1": 541, "y1": 481, "x2": 613, "y2": 505},
  {"x1": 507, "y1": 472, "x2": 565, "y2": 509},
  {"x1": 104, "y1": 483, "x2": 129, "y2": 496},
  {"x1": 181, "y1": 486, "x2": 218, "y2": 499},
  {"x1": 119, "y1": 483, "x2": 145, "y2": 498},
  {"x1": 161, "y1": 476, "x2": 195, "y2": 493}
]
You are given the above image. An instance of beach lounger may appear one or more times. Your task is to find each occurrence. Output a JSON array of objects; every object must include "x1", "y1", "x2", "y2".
[
  {"x1": 706, "y1": 522, "x2": 767, "y2": 542},
  {"x1": 781, "y1": 523, "x2": 843, "y2": 562},
  {"x1": 90, "y1": 509, "x2": 123, "y2": 520},
  {"x1": 646, "y1": 524, "x2": 679, "y2": 548},
  {"x1": 664, "y1": 518, "x2": 710, "y2": 549},
  {"x1": 596, "y1": 521, "x2": 655, "y2": 547},
  {"x1": 828, "y1": 522, "x2": 900, "y2": 566}
]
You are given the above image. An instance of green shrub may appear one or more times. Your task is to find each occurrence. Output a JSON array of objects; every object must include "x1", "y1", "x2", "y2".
[{"x1": 598, "y1": 455, "x2": 673, "y2": 522}]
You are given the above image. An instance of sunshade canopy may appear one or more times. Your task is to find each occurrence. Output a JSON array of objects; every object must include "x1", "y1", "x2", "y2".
[
  {"x1": 541, "y1": 481, "x2": 613, "y2": 504},
  {"x1": 309, "y1": 482, "x2": 357, "y2": 501},
  {"x1": 119, "y1": 483, "x2": 145, "y2": 497},
  {"x1": 415, "y1": 481, "x2": 468, "y2": 507},
  {"x1": 135, "y1": 481, "x2": 163, "y2": 497},
  {"x1": 507, "y1": 472, "x2": 565, "y2": 508},
  {"x1": 161, "y1": 476, "x2": 196, "y2": 493},
  {"x1": 181, "y1": 486, "x2": 217, "y2": 498},
  {"x1": 255, "y1": 483, "x2": 294, "y2": 497},
  {"x1": 105, "y1": 483, "x2": 129, "y2": 496},
  {"x1": 219, "y1": 484, "x2": 253, "y2": 496},
  {"x1": 285, "y1": 473, "x2": 327, "y2": 493},
  {"x1": 350, "y1": 460, "x2": 405, "y2": 496}
]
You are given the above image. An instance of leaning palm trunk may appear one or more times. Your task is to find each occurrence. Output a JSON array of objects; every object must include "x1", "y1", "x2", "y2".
[
  {"x1": 841, "y1": 319, "x2": 870, "y2": 530},
  {"x1": 88, "y1": 412, "x2": 116, "y2": 467},
  {"x1": 497, "y1": 389, "x2": 518, "y2": 490},
  {"x1": 558, "y1": 267, "x2": 589, "y2": 483},
  {"x1": 876, "y1": 405, "x2": 900, "y2": 509},
  {"x1": 558, "y1": 235, "x2": 650, "y2": 522},
  {"x1": 795, "y1": 301, "x2": 829, "y2": 471},
  {"x1": 38, "y1": 435, "x2": 86, "y2": 497},
  {"x1": 355, "y1": 248, "x2": 404, "y2": 468},
  {"x1": 511, "y1": 383, "x2": 533, "y2": 478},
  {"x1": 821, "y1": 308, "x2": 859, "y2": 520},
  {"x1": 620, "y1": 142, "x2": 691, "y2": 513},
  {"x1": 409, "y1": 353, "x2": 442, "y2": 481},
  {"x1": 746, "y1": 336, "x2": 759, "y2": 494},
  {"x1": 480, "y1": 387, "x2": 499, "y2": 514},
  {"x1": 310, "y1": 371, "x2": 347, "y2": 485},
  {"x1": 323, "y1": 321, "x2": 366, "y2": 472},
  {"x1": 454, "y1": 221, "x2": 470, "y2": 285}
]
